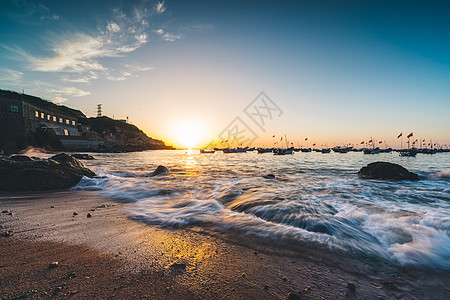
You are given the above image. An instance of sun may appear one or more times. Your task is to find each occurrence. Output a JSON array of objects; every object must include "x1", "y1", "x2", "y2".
[{"x1": 171, "y1": 120, "x2": 207, "y2": 148}]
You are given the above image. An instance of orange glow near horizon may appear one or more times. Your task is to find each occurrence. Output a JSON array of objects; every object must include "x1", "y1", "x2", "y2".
[{"x1": 169, "y1": 119, "x2": 209, "y2": 148}]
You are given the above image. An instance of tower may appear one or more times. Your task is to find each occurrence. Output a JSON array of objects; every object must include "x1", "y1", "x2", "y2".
[{"x1": 97, "y1": 104, "x2": 102, "y2": 117}]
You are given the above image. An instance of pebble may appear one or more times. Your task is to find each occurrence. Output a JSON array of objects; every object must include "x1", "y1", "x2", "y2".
[
  {"x1": 51, "y1": 206, "x2": 55, "y2": 208},
  {"x1": 49, "y1": 261, "x2": 59, "y2": 268},
  {"x1": 73, "y1": 212, "x2": 78, "y2": 216},
  {"x1": 282, "y1": 277, "x2": 288, "y2": 282},
  {"x1": 87, "y1": 213, "x2": 93, "y2": 218},
  {"x1": 2, "y1": 230, "x2": 14, "y2": 237}
]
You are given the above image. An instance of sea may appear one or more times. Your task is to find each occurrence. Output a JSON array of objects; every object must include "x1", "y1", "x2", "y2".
[{"x1": 75, "y1": 150, "x2": 450, "y2": 271}]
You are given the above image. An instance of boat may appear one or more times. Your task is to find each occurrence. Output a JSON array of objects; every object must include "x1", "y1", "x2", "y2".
[
  {"x1": 222, "y1": 147, "x2": 247, "y2": 153},
  {"x1": 320, "y1": 148, "x2": 331, "y2": 153},
  {"x1": 257, "y1": 147, "x2": 272, "y2": 154},
  {"x1": 273, "y1": 134, "x2": 294, "y2": 155},
  {"x1": 300, "y1": 148, "x2": 312, "y2": 152},
  {"x1": 332, "y1": 146, "x2": 350, "y2": 153},
  {"x1": 363, "y1": 148, "x2": 380, "y2": 154},
  {"x1": 273, "y1": 148, "x2": 294, "y2": 155},
  {"x1": 200, "y1": 149, "x2": 215, "y2": 154},
  {"x1": 400, "y1": 150, "x2": 417, "y2": 157}
]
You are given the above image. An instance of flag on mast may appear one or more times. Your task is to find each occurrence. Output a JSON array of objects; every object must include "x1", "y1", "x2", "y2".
[
  {"x1": 407, "y1": 132, "x2": 413, "y2": 138},
  {"x1": 397, "y1": 133, "x2": 402, "y2": 138}
]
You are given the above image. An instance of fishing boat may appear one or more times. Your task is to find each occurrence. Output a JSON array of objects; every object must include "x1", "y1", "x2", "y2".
[
  {"x1": 399, "y1": 150, "x2": 417, "y2": 157},
  {"x1": 273, "y1": 148, "x2": 294, "y2": 155},
  {"x1": 200, "y1": 149, "x2": 215, "y2": 154},
  {"x1": 332, "y1": 146, "x2": 350, "y2": 153},
  {"x1": 257, "y1": 147, "x2": 272, "y2": 154},
  {"x1": 273, "y1": 134, "x2": 294, "y2": 155},
  {"x1": 223, "y1": 147, "x2": 247, "y2": 153},
  {"x1": 320, "y1": 148, "x2": 331, "y2": 153},
  {"x1": 300, "y1": 148, "x2": 312, "y2": 152},
  {"x1": 363, "y1": 148, "x2": 380, "y2": 154}
]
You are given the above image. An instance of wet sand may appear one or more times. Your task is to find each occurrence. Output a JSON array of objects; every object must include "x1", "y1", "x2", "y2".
[{"x1": 1, "y1": 190, "x2": 448, "y2": 299}]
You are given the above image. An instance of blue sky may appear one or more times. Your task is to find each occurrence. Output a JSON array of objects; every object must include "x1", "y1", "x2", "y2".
[{"x1": 1, "y1": 0, "x2": 449, "y2": 148}]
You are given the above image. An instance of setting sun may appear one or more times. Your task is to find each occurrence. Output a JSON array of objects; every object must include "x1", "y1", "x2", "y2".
[{"x1": 170, "y1": 120, "x2": 208, "y2": 148}]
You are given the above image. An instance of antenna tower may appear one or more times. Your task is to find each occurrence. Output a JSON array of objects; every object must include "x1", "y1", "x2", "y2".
[{"x1": 97, "y1": 104, "x2": 102, "y2": 117}]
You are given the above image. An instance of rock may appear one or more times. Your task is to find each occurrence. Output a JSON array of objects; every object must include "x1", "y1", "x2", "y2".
[
  {"x1": 347, "y1": 282, "x2": 356, "y2": 291},
  {"x1": 148, "y1": 165, "x2": 170, "y2": 177},
  {"x1": 282, "y1": 276, "x2": 288, "y2": 282},
  {"x1": 263, "y1": 174, "x2": 276, "y2": 179},
  {"x1": 2, "y1": 230, "x2": 14, "y2": 237},
  {"x1": 87, "y1": 213, "x2": 93, "y2": 218},
  {"x1": 286, "y1": 292, "x2": 302, "y2": 299},
  {"x1": 49, "y1": 261, "x2": 59, "y2": 268},
  {"x1": 73, "y1": 212, "x2": 78, "y2": 216},
  {"x1": 71, "y1": 153, "x2": 95, "y2": 160},
  {"x1": 169, "y1": 263, "x2": 186, "y2": 271},
  {"x1": 10, "y1": 155, "x2": 33, "y2": 161},
  {"x1": 51, "y1": 205, "x2": 55, "y2": 208},
  {"x1": 0, "y1": 153, "x2": 95, "y2": 192},
  {"x1": 2, "y1": 209, "x2": 10, "y2": 213},
  {"x1": 358, "y1": 162, "x2": 419, "y2": 180}
]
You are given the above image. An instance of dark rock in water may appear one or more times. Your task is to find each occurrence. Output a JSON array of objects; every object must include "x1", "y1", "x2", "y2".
[
  {"x1": 10, "y1": 155, "x2": 33, "y2": 161},
  {"x1": 358, "y1": 162, "x2": 419, "y2": 180},
  {"x1": 347, "y1": 282, "x2": 356, "y2": 292},
  {"x1": 71, "y1": 153, "x2": 95, "y2": 160},
  {"x1": 0, "y1": 153, "x2": 95, "y2": 192},
  {"x1": 286, "y1": 292, "x2": 302, "y2": 299},
  {"x1": 263, "y1": 174, "x2": 275, "y2": 179},
  {"x1": 148, "y1": 165, "x2": 170, "y2": 177},
  {"x1": 87, "y1": 213, "x2": 93, "y2": 218}
]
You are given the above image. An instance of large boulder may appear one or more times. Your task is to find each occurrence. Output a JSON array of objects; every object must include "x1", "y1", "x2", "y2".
[
  {"x1": 0, "y1": 153, "x2": 96, "y2": 192},
  {"x1": 358, "y1": 162, "x2": 419, "y2": 180},
  {"x1": 148, "y1": 165, "x2": 170, "y2": 177}
]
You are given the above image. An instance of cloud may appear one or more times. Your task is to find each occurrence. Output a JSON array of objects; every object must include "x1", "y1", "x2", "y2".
[
  {"x1": 107, "y1": 22, "x2": 121, "y2": 32},
  {"x1": 154, "y1": 28, "x2": 164, "y2": 35},
  {"x1": 0, "y1": 68, "x2": 23, "y2": 86},
  {"x1": 155, "y1": 1, "x2": 166, "y2": 14},
  {"x1": 49, "y1": 87, "x2": 90, "y2": 97},
  {"x1": 6, "y1": 7, "x2": 150, "y2": 78},
  {"x1": 162, "y1": 33, "x2": 181, "y2": 42},
  {"x1": 52, "y1": 96, "x2": 68, "y2": 104}
]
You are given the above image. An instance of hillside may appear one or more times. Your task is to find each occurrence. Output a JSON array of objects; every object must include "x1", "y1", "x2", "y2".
[
  {"x1": 0, "y1": 89, "x2": 173, "y2": 153},
  {"x1": 83, "y1": 116, "x2": 172, "y2": 151}
]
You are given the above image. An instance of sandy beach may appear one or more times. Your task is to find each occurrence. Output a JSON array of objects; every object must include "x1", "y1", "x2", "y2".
[{"x1": 1, "y1": 190, "x2": 448, "y2": 299}]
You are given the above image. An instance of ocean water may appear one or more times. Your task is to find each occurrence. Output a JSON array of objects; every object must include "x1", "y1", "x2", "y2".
[{"x1": 76, "y1": 150, "x2": 450, "y2": 270}]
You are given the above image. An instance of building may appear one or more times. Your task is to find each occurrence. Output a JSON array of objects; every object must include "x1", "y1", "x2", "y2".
[{"x1": 0, "y1": 89, "x2": 91, "y2": 153}]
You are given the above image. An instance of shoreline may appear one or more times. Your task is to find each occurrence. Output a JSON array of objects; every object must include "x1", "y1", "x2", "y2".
[{"x1": 1, "y1": 190, "x2": 449, "y2": 299}]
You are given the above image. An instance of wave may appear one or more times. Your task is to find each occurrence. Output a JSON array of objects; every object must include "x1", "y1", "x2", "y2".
[
  {"x1": 73, "y1": 156, "x2": 450, "y2": 270},
  {"x1": 430, "y1": 169, "x2": 450, "y2": 178}
]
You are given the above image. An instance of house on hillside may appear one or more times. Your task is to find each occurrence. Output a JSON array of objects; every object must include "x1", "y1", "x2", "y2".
[{"x1": 0, "y1": 89, "x2": 102, "y2": 153}]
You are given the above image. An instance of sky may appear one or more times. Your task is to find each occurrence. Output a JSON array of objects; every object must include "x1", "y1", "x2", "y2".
[{"x1": 1, "y1": 0, "x2": 450, "y2": 148}]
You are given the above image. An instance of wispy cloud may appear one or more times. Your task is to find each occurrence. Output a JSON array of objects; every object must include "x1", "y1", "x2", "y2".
[
  {"x1": 162, "y1": 32, "x2": 181, "y2": 42},
  {"x1": 49, "y1": 87, "x2": 90, "y2": 97},
  {"x1": 155, "y1": 1, "x2": 166, "y2": 14},
  {"x1": 0, "y1": 68, "x2": 23, "y2": 86},
  {"x1": 5, "y1": 7, "x2": 150, "y2": 78}
]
